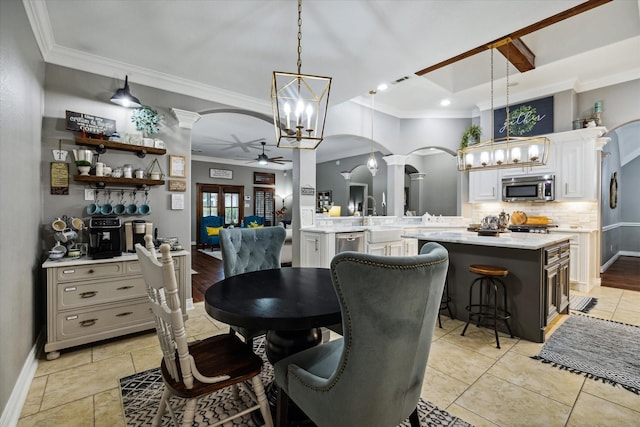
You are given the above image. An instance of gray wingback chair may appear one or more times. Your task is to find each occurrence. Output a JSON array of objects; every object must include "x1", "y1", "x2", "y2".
[
  {"x1": 274, "y1": 243, "x2": 449, "y2": 427},
  {"x1": 219, "y1": 226, "x2": 286, "y2": 343}
]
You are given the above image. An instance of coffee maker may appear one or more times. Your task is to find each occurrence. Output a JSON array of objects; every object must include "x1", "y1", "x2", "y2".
[
  {"x1": 125, "y1": 220, "x2": 153, "y2": 252},
  {"x1": 88, "y1": 217, "x2": 122, "y2": 259}
]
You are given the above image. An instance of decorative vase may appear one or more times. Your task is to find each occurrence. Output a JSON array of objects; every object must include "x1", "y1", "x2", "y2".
[{"x1": 78, "y1": 166, "x2": 91, "y2": 176}]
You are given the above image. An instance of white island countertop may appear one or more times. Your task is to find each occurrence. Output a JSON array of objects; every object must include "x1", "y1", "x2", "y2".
[{"x1": 404, "y1": 231, "x2": 572, "y2": 250}]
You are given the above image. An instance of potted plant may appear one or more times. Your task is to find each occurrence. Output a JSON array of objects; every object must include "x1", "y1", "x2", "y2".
[{"x1": 461, "y1": 124, "x2": 482, "y2": 148}]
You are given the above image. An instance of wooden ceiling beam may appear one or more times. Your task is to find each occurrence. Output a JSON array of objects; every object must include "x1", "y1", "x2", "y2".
[
  {"x1": 496, "y1": 38, "x2": 535, "y2": 72},
  {"x1": 415, "y1": 0, "x2": 612, "y2": 76}
]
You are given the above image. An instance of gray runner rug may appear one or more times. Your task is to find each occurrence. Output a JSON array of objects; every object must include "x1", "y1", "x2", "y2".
[
  {"x1": 120, "y1": 339, "x2": 472, "y2": 426},
  {"x1": 534, "y1": 314, "x2": 640, "y2": 394},
  {"x1": 568, "y1": 295, "x2": 597, "y2": 313}
]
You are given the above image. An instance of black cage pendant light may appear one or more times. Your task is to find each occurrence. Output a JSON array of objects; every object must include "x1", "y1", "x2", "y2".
[
  {"x1": 271, "y1": 0, "x2": 332, "y2": 149},
  {"x1": 110, "y1": 75, "x2": 142, "y2": 108}
]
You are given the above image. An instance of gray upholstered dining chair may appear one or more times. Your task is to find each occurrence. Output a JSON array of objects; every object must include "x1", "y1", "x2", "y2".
[
  {"x1": 219, "y1": 226, "x2": 286, "y2": 343},
  {"x1": 135, "y1": 235, "x2": 273, "y2": 427},
  {"x1": 273, "y1": 242, "x2": 449, "y2": 427}
]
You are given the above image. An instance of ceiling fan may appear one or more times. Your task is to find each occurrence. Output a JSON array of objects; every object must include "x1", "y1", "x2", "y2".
[{"x1": 250, "y1": 141, "x2": 292, "y2": 165}]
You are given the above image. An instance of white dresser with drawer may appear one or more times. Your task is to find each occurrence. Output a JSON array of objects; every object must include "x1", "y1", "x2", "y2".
[{"x1": 42, "y1": 251, "x2": 188, "y2": 360}]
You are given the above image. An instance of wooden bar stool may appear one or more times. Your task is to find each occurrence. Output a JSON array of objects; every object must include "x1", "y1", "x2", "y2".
[{"x1": 461, "y1": 264, "x2": 513, "y2": 348}]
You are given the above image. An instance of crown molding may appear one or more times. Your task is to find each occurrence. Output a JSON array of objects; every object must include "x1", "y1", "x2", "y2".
[{"x1": 22, "y1": 0, "x2": 55, "y2": 58}]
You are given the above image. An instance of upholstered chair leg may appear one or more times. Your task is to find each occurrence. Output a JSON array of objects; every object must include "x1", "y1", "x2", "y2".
[
  {"x1": 409, "y1": 407, "x2": 421, "y2": 427},
  {"x1": 252, "y1": 376, "x2": 274, "y2": 427},
  {"x1": 276, "y1": 386, "x2": 290, "y2": 427},
  {"x1": 182, "y1": 398, "x2": 197, "y2": 427},
  {"x1": 153, "y1": 387, "x2": 171, "y2": 426}
]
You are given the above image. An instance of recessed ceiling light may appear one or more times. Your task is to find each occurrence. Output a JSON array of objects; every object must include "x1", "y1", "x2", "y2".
[
  {"x1": 440, "y1": 99, "x2": 451, "y2": 106},
  {"x1": 377, "y1": 83, "x2": 388, "y2": 91}
]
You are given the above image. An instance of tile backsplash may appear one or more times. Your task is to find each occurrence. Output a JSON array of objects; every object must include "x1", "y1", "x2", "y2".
[{"x1": 471, "y1": 201, "x2": 598, "y2": 229}]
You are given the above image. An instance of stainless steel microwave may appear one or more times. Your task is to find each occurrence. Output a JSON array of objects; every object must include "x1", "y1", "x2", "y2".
[{"x1": 502, "y1": 175, "x2": 555, "y2": 202}]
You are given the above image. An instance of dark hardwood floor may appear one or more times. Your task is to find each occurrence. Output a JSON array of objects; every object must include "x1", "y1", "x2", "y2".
[
  {"x1": 191, "y1": 245, "x2": 224, "y2": 303},
  {"x1": 601, "y1": 256, "x2": 640, "y2": 292},
  {"x1": 190, "y1": 247, "x2": 640, "y2": 301}
]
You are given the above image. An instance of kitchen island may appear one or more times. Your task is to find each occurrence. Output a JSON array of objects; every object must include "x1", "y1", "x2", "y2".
[{"x1": 403, "y1": 231, "x2": 572, "y2": 343}]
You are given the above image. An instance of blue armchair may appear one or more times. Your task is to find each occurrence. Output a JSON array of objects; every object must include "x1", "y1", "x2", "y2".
[
  {"x1": 242, "y1": 215, "x2": 266, "y2": 228},
  {"x1": 200, "y1": 216, "x2": 225, "y2": 249}
]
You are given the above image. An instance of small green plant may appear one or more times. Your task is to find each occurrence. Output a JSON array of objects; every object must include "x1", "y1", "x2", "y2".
[
  {"x1": 75, "y1": 160, "x2": 92, "y2": 167},
  {"x1": 461, "y1": 124, "x2": 482, "y2": 148}
]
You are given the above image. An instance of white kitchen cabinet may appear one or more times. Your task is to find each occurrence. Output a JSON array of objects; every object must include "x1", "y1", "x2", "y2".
[
  {"x1": 552, "y1": 229, "x2": 599, "y2": 292},
  {"x1": 300, "y1": 231, "x2": 334, "y2": 268},
  {"x1": 403, "y1": 238, "x2": 419, "y2": 256},
  {"x1": 366, "y1": 240, "x2": 404, "y2": 256},
  {"x1": 42, "y1": 252, "x2": 188, "y2": 360},
  {"x1": 468, "y1": 169, "x2": 500, "y2": 202},
  {"x1": 556, "y1": 138, "x2": 598, "y2": 200}
]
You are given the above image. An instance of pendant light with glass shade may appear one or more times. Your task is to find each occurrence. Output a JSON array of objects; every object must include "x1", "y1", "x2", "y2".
[
  {"x1": 271, "y1": 0, "x2": 332, "y2": 149},
  {"x1": 457, "y1": 43, "x2": 550, "y2": 171},
  {"x1": 367, "y1": 90, "x2": 379, "y2": 176}
]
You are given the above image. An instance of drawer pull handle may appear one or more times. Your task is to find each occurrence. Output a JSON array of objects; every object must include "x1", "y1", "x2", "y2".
[
  {"x1": 116, "y1": 285, "x2": 134, "y2": 291},
  {"x1": 63, "y1": 269, "x2": 75, "y2": 274},
  {"x1": 116, "y1": 312, "x2": 133, "y2": 317},
  {"x1": 88, "y1": 269, "x2": 94, "y2": 274},
  {"x1": 79, "y1": 291, "x2": 98, "y2": 299},
  {"x1": 80, "y1": 319, "x2": 97, "y2": 327}
]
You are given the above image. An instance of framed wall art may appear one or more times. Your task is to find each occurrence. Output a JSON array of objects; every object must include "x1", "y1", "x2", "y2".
[{"x1": 169, "y1": 155, "x2": 187, "y2": 178}]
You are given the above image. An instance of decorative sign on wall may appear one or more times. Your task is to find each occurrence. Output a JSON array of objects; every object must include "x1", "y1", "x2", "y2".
[
  {"x1": 171, "y1": 194, "x2": 185, "y2": 210},
  {"x1": 210, "y1": 168, "x2": 233, "y2": 179},
  {"x1": 168, "y1": 180, "x2": 187, "y2": 192},
  {"x1": 493, "y1": 96, "x2": 554, "y2": 138},
  {"x1": 169, "y1": 155, "x2": 187, "y2": 178},
  {"x1": 301, "y1": 185, "x2": 315, "y2": 196},
  {"x1": 254, "y1": 172, "x2": 275, "y2": 185},
  {"x1": 50, "y1": 162, "x2": 69, "y2": 195},
  {"x1": 65, "y1": 110, "x2": 116, "y2": 136}
]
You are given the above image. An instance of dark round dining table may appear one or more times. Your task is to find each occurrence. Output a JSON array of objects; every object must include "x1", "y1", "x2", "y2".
[{"x1": 204, "y1": 267, "x2": 341, "y2": 364}]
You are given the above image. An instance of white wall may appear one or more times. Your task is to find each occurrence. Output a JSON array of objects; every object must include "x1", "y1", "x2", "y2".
[{"x1": 0, "y1": 0, "x2": 45, "y2": 417}]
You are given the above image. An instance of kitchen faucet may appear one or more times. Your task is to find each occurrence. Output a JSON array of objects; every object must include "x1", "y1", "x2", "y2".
[{"x1": 367, "y1": 195, "x2": 377, "y2": 216}]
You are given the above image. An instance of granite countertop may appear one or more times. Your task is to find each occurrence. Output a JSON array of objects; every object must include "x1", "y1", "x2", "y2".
[
  {"x1": 42, "y1": 249, "x2": 190, "y2": 268},
  {"x1": 404, "y1": 230, "x2": 572, "y2": 250}
]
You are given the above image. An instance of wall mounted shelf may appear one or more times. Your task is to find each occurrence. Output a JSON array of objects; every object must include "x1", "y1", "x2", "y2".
[
  {"x1": 73, "y1": 175, "x2": 164, "y2": 189},
  {"x1": 74, "y1": 136, "x2": 166, "y2": 158}
]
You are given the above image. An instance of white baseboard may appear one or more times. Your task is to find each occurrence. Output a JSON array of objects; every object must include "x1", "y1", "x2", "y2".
[
  {"x1": 186, "y1": 297, "x2": 194, "y2": 310},
  {"x1": 0, "y1": 332, "x2": 43, "y2": 427},
  {"x1": 620, "y1": 250, "x2": 640, "y2": 257}
]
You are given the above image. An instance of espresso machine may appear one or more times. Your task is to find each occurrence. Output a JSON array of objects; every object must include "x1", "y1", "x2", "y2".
[
  {"x1": 124, "y1": 220, "x2": 153, "y2": 252},
  {"x1": 88, "y1": 217, "x2": 122, "y2": 259}
]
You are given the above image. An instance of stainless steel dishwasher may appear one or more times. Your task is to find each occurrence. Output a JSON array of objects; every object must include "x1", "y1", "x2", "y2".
[{"x1": 335, "y1": 231, "x2": 365, "y2": 254}]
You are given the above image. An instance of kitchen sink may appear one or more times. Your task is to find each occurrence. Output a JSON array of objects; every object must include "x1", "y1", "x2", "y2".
[{"x1": 366, "y1": 227, "x2": 404, "y2": 243}]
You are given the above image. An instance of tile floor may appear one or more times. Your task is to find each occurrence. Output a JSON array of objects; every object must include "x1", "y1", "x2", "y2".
[{"x1": 18, "y1": 286, "x2": 640, "y2": 427}]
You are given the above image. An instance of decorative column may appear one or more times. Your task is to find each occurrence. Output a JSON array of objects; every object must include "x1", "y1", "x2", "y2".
[
  {"x1": 292, "y1": 149, "x2": 316, "y2": 267},
  {"x1": 171, "y1": 108, "x2": 201, "y2": 129},
  {"x1": 409, "y1": 173, "x2": 426, "y2": 215},
  {"x1": 382, "y1": 155, "x2": 407, "y2": 217}
]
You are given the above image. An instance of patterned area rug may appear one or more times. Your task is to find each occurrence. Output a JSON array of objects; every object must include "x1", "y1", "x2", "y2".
[
  {"x1": 569, "y1": 295, "x2": 598, "y2": 313},
  {"x1": 120, "y1": 339, "x2": 473, "y2": 426},
  {"x1": 198, "y1": 249, "x2": 223, "y2": 260},
  {"x1": 534, "y1": 314, "x2": 640, "y2": 394}
]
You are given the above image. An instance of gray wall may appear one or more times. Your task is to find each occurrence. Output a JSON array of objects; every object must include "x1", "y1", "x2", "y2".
[
  {"x1": 586, "y1": 79, "x2": 640, "y2": 265},
  {"x1": 0, "y1": 0, "x2": 46, "y2": 415},
  {"x1": 190, "y1": 159, "x2": 292, "y2": 241}
]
